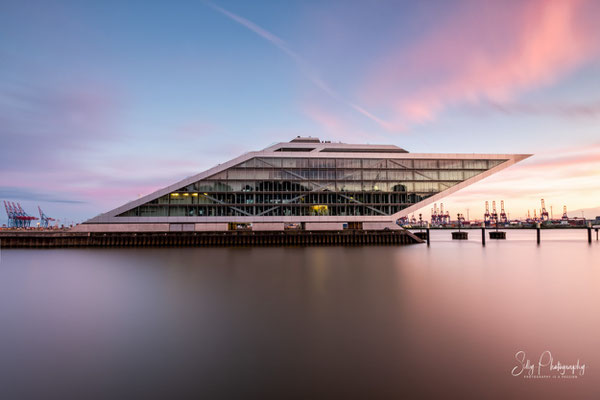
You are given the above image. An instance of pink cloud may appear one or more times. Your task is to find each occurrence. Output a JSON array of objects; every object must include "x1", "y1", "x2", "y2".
[
  {"x1": 365, "y1": 0, "x2": 600, "y2": 124},
  {"x1": 302, "y1": 104, "x2": 343, "y2": 132}
]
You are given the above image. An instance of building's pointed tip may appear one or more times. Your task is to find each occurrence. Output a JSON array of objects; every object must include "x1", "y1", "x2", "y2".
[{"x1": 513, "y1": 154, "x2": 533, "y2": 162}]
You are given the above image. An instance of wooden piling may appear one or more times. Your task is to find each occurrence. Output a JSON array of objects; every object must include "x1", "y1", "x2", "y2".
[{"x1": 481, "y1": 223, "x2": 486, "y2": 246}]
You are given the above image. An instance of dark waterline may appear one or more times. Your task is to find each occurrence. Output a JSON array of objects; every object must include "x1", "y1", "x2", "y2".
[{"x1": 1, "y1": 230, "x2": 598, "y2": 399}]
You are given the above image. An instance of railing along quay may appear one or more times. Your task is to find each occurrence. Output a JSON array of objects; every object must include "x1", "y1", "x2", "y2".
[{"x1": 0, "y1": 230, "x2": 423, "y2": 248}]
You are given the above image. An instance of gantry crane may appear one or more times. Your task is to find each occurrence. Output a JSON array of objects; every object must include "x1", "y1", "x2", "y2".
[
  {"x1": 540, "y1": 199, "x2": 549, "y2": 222},
  {"x1": 3, "y1": 201, "x2": 38, "y2": 228},
  {"x1": 38, "y1": 206, "x2": 56, "y2": 228},
  {"x1": 500, "y1": 200, "x2": 508, "y2": 224}
]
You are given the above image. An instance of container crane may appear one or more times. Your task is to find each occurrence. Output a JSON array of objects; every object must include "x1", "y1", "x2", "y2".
[
  {"x1": 4, "y1": 200, "x2": 15, "y2": 227},
  {"x1": 500, "y1": 200, "x2": 508, "y2": 224},
  {"x1": 440, "y1": 203, "x2": 450, "y2": 224},
  {"x1": 38, "y1": 206, "x2": 56, "y2": 228},
  {"x1": 491, "y1": 201, "x2": 498, "y2": 225},
  {"x1": 431, "y1": 203, "x2": 439, "y2": 225},
  {"x1": 540, "y1": 199, "x2": 549, "y2": 222},
  {"x1": 15, "y1": 202, "x2": 38, "y2": 227},
  {"x1": 3, "y1": 201, "x2": 38, "y2": 228}
]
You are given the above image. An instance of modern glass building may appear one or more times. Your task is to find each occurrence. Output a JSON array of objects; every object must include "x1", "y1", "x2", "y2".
[{"x1": 79, "y1": 137, "x2": 530, "y2": 232}]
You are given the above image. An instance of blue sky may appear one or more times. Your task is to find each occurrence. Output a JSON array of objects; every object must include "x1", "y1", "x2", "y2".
[{"x1": 1, "y1": 0, "x2": 600, "y2": 225}]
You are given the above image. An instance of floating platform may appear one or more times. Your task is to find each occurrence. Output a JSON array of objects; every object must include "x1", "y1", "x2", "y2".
[
  {"x1": 452, "y1": 232, "x2": 469, "y2": 240},
  {"x1": 413, "y1": 232, "x2": 429, "y2": 240},
  {"x1": 0, "y1": 230, "x2": 423, "y2": 248},
  {"x1": 489, "y1": 231, "x2": 506, "y2": 239}
]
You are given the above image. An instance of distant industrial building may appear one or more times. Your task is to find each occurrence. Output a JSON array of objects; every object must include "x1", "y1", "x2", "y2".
[{"x1": 77, "y1": 137, "x2": 530, "y2": 232}]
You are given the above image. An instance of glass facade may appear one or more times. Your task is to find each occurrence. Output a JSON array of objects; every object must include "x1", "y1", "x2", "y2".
[{"x1": 118, "y1": 157, "x2": 506, "y2": 218}]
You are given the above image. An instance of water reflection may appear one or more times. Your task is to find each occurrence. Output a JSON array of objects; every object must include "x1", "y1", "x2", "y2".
[{"x1": 0, "y1": 230, "x2": 598, "y2": 398}]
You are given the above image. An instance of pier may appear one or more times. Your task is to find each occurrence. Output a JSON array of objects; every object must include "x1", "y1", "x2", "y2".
[{"x1": 0, "y1": 229, "x2": 423, "y2": 248}]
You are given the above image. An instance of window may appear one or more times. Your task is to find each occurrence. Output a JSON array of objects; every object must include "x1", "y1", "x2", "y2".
[
  {"x1": 439, "y1": 160, "x2": 463, "y2": 169},
  {"x1": 414, "y1": 160, "x2": 438, "y2": 169},
  {"x1": 120, "y1": 156, "x2": 485, "y2": 217},
  {"x1": 464, "y1": 160, "x2": 488, "y2": 169}
]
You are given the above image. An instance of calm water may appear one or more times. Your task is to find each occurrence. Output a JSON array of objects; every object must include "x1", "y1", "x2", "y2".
[{"x1": 1, "y1": 229, "x2": 598, "y2": 399}]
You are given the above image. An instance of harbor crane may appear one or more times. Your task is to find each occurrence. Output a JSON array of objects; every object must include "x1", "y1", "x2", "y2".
[
  {"x1": 540, "y1": 199, "x2": 549, "y2": 221},
  {"x1": 439, "y1": 203, "x2": 450, "y2": 224},
  {"x1": 38, "y1": 206, "x2": 56, "y2": 228},
  {"x1": 491, "y1": 201, "x2": 498, "y2": 225},
  {"x1": 500, "y1": 201, "x2": 508, "y2": 224},
  {"x1": 3, "y1": 201, "x2": 38, "y2": 228},
  {"x1": 562, "y1": 206, "x2": 569, "y2": 221}
]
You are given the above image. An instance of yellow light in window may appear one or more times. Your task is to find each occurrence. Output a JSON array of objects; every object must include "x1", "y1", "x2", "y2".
[
  {"x1": 183, "y1": 193, "x2": 189, "y2": 196},
  {"x1": 171, "y1": 193, "x2": 179, "y2": 197},
  {"x1": 192, "y1": 193, "x2": 198, "y2": 196}
]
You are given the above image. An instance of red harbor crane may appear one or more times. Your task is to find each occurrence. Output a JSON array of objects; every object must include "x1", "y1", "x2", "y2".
[{"x1": 3, "y1": 201, "x2": 38, "y2": 228}]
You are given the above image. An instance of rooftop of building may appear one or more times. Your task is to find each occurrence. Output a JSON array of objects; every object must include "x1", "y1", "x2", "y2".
[{"x1": 265, "y1": 137, "x2": 409, "y2": 153}]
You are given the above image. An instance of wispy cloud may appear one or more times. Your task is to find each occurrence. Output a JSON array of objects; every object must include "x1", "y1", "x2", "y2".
[
  {"x1": 207, "y1": 2, "x2": 396, "y2": 131},
  {"x1": 0, "y1": 187, "x2": 86, "y2": 204},
  {"x1": 484, "y1": 100, "x2": 600, "y2": 118}
]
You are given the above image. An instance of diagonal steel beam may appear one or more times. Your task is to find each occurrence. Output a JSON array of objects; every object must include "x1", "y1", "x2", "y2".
[
  {"x1": 201, "y1": 194, "x2": 252, "y2": 216},
  {"x1": 338, "y1": 194, "x2": 387, "y2": 216},
  {"x1": 256, "y1": 194, "x2": 306, "y2": 216},
  {"x1": 257, "y1": 158, "x2": 306, "y2": 180},
  {"x1": 257, "y1": 205, "x2": 280, "y2": 216}
]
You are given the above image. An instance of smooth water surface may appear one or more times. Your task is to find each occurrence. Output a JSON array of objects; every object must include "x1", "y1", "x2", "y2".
[{"x1": 1, "y1": 229, "x2": 598, "y2": 399}]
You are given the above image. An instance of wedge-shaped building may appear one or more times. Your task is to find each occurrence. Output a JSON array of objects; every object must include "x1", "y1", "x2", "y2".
[{"x1": 80, "y1": 137, "x2": 530, "y2": 232}]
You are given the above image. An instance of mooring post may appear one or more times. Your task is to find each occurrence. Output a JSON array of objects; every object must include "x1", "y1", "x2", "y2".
[
  {"x1": 426, "y1": 223, "x2": 430, "y2": 246},
  {"x1": 536, "y1": 222, "x2": 541, "y2": 245},
  {"x1": 481, "y1": 222, "x2": 486, "y2": 246},
  {"x1": 588, "y1": 222, "x2": 592, "y2": 244}
]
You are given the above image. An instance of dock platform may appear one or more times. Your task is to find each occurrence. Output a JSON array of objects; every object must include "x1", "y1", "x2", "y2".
[{"x1": 0, "y1": 229, "x2": 423, "y2": 248}]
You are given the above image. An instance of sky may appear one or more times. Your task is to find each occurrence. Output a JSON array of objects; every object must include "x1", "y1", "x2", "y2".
[{"x1": 1, "y1": 0, "x2": 599, "y2": 226}]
